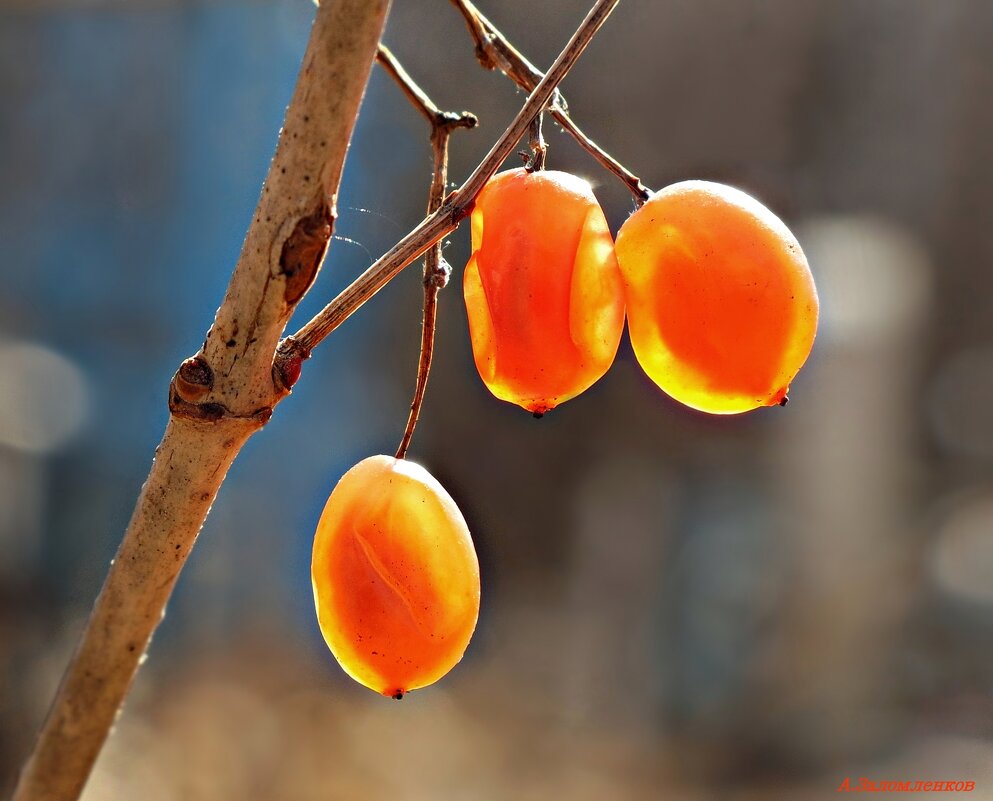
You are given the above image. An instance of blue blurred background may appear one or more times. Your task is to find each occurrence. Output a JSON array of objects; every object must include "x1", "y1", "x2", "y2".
[{"x1": 2, "y1": 1, "x2": 993, "y2": 798}]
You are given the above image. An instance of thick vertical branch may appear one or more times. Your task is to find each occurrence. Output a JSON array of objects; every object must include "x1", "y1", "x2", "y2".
[{"x1": 12, "y1": 2, "x2": 390, "y2": 800}]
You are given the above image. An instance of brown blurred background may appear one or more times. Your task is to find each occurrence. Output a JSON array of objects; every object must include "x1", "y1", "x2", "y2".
[{"x1": 2, "y1": 0, "x2": 993, "y2": 798}]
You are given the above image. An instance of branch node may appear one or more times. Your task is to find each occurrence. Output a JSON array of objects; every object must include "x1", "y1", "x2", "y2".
[
  {"x1": 474, "y1": 39, "x2": 499, "y2": 71},
  {"x1": 437, "y1": 110, "x2": 479, "y2": 132},
  {"x1": 273, "y1": 337, "x2": 310, "y2": 393},
  {"x1": 168, "y1": 382, "x2": 273, "y2": 426},
  {"x1": 550, "y1": 88, "x2": 568, "y2": 114},
  {"x1": 168, "y1": 386, "x2": 225, "y2": 422},
  {"x1": 174, "y1": 356, "x2": 214, "y2": 401},
  {"x1": 424, "y1": 257, "x2": 452, "y2": 289}
]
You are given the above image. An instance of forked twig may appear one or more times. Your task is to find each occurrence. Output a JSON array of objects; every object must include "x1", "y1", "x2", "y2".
[
  {"x1": 451, "y1": 0, "x2": 650, "y2": 204},
  {"x1": 278, "y1": 0, "x2": 621, "y2": 365}
]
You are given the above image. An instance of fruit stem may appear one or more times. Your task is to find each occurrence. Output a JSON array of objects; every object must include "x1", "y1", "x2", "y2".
[
  {"x1": 376, "y1": 47, "x2": 475, "y2": 459},
  {"x1": 523, "y1": 112, "x2": 547, "y2": 172}
]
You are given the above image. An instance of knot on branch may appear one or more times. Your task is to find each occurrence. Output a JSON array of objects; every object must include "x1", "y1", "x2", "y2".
[
  {"x1": 474, "y1": 38, "x2": 500, "y2": 71},
  {"x1": 424, "y1": 257, "x2": 452, "y2": 289},
  {"x1": 550, "y1": 89, "x2": 568, "y2": 114},
  {"x1": 435, "y1": 110, "x2": 479, "y2": 134},
  {"x1": 280, "y1": 199, "x2": 335, "y2": 305},
  {"x1": 170, "y1": 355, "x2": 272, "y2": 425},
  {"x1": 174, "y1": 355, "x2": 213, "y2": 401},
  {"x1": 273, "y1": 337, "x2": 311, "y2": 394},
  {"x1": 168, "y1": 381, "x2": 272, "y2": 427}
]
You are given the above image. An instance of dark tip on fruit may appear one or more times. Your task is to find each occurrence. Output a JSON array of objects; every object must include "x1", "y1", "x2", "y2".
[
  {"x1": 392, "y1": 690, "x2": 405, "y2": 701},
  {"x1": 778, "y1": 395, "x2": 790, "y2": 407},
  {"x1": 532, "y1": 411, "x2": 544, "y2": 419}
]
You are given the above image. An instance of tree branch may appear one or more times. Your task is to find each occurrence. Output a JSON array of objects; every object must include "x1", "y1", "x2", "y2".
[
  {"x1": 376, "y1": 44, "x2": 478, "y2": 134},
  {"x1": 14, "y1": 2, "x2": 622, "y2": 798},
  {"x1": 12, "y1": 2, "x2": 391, "y2": 799},
  {"x1": 451, "y1": 0, "x2": 650, "y2": 205},
  {"x1": 281, "y1": 0, "x2": 622, "y2": 363},
  {"x1": 376, "y1": 45, "x2": 477, "y2": 460}
]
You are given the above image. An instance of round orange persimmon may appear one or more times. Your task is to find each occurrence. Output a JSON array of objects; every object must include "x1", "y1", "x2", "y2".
[
  {"x1": 615, "y1": 180, "x2": 818, "y2": 414},
  {"x1": 311, "y1": 455, "x2": 480, "y2": 698},
  {"x1": 463, "y1": 167, "x2": 625, "y2": 415}
]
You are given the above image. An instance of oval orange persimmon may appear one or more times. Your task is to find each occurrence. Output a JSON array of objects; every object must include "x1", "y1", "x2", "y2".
[
  {"x1": 311, "y1": 455, "x2": 480, "y2": 698},
  {"x1": 463, "y1": 168, "x2": 625, "y2": 415},
  {"x1": 615, "y1": 180, "x2": 818, "y2": 414}
]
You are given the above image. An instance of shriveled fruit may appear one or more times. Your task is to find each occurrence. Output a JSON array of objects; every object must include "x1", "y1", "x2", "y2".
[
  {"x1": 615, "y1": 180, "x2": 818, "y2": 414},
  {"x1": 311, "y1": 455, "x2": 480, "y2": 698},
  {"x1": 463, "y1": 167, "x2": 625, "y2": 415}
]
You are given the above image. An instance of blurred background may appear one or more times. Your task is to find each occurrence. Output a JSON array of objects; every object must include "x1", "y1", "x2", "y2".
[{"x1": 2, "y1": 0, "x2": 993, "y2": 798}]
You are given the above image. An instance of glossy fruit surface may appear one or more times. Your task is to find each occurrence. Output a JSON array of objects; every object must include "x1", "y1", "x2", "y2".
[
  {"x1": 463, "y1": 168, "x2": 625, "y2": 414},
  {"x1": 311, "y1": 455, "x2": 480, "y2": 698},
  {"x1": 615, "y1": 180, "x2": 818, "y2": 414}
]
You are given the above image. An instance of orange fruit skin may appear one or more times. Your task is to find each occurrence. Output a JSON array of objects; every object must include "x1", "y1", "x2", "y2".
[
  {"x1": 463, "y1": 168, "x2": 625, "y2": 414},
  {"x1": 311, "y1": 456, "x2": 480, "y2": 697},
  {"x1": 615, "y1": 181, "x2": 818, "y2": 414}
]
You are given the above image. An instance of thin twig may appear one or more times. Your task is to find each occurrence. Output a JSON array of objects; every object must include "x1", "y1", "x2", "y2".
[
  {"x1": 375, "y1": 46, "x2": 476, "y2": 459},
  {"x1": 376, "y1": 44, "x2": 478, "y2": 134},
  {"x1": 451, "y1": 0, "x2": 650, "y2": 205},
  {"x1": 395, "y1": 132, "x2": 453, "y2": 460},
  {"x1": 282, "y1": 0, "x2": 622, "y2": 362}
]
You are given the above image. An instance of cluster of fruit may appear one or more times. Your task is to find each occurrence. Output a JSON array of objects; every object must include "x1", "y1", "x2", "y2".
[{"x1": 311, "y1": 168, "x2": 819, "y2": 699}]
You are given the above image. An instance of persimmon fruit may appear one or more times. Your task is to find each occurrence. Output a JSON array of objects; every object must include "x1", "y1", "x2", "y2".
[
  {"x1": 615, "y1": 180, "x2": 818, "y2": 414},
  {"x1": 463, "y1": 167, "x2": 625, "y2": 415},
  {"x1": 311, "y1": 455, "x2": 480, "y2": 698}
]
